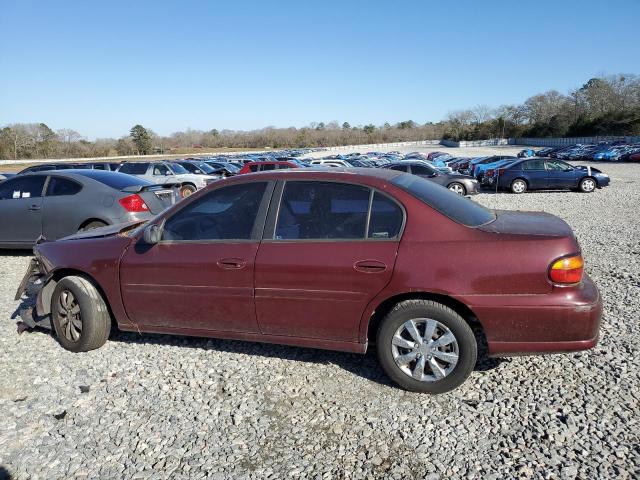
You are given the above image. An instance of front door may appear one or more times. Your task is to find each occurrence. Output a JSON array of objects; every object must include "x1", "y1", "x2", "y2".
[
  {"x1": 255, "y1": 181, "x2": 404, "y2": 342},
  {"x1": 119, "y1": 181, "x2": 272, "y2": 333},
  {"x1": 0, "y1": 176, "x2": 46, "y2": 246},
  {"x1": 545, "y1": 160, "x2": 577, "y2": 189}
]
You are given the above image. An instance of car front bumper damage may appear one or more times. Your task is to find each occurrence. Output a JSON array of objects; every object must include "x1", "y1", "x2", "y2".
[{"x1": 14, "y1": 257, "x2": 54, "y2": 332}]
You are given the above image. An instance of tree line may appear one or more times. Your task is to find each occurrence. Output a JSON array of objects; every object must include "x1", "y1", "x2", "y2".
[{"x1": 1, "y1": 73, "x2": 638, "y2": 160}]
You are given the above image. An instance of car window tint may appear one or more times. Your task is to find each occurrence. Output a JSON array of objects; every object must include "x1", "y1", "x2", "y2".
[
  {"x1": 153, "y1": 164, "x2": 169, "y2": 175},
  {"x1": 411, "y1": 164, "x2": 436, "y2": 175},
  {"x1": 180, "y1": 163, "x2": 197, "y2": 173},
  {"x1": 162, "y1": 182, "x2": 267, "y2": 241},
  {"x1": 392, "y1": 174, "x2": 495, "y2": 227},
  {"x1": 277, "y1": 164, "x2": 292, "y2": 169},
  {"x1": 119, "y1": 163, "x2": 149, "y2": 174},
  {"x1": 275, "y1": 181, "x2": 370, "y2": 240},
  {"x1": 0, "y1": 176, "x2": 46, "y2": 200},
  {"x1": 47, "y1": 177, "x2": 82, "y2": 196},
  {"x1": 389, "y1": 165, "x2": 408, "y2": 172},
  {"x1": 523, "y1": 160, "x2": 546, "y2": 170},
  {"x1": 249, "y1": 164, "x2": 259, "y2": 172},
  {"x1": 260, "y1": 164, "x2": 275, "y2": 171},
  {"x1": 546, "y1": 160, "x2": 573, "y2": 171},
  {"x1": 368, "y1": 192, "x2": 403, "y2": 239}
]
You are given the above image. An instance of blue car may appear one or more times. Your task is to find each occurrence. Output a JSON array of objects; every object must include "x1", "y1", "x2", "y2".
[
  {"x1": 494, "y1": 158, "x2": 610, "y2": 193},
  {"x1": 517, "y1": 149, "x2": 536, "y2": 158},
  {"x1": 476, "y1": 158, "x2": 517, "y2": 185}
]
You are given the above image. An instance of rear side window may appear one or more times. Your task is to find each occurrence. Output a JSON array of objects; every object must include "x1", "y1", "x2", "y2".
[
  {"x1": 119, "y1": 163, "x2": 149, "y2": 175},
  {"x1": 391, "y1": 174, "x2": 495, "y2": 227},
  {"x1": 368, "y1": 193, "x2": 403, "y2": 239},
  {"x1": 47, "y1": 177, "x2": 82, "y2": 196},
  {"x1": 277, "y1": 163, "x2": 292, "y2": 169},
  {"x1": 261, "y1": 164, "x2": 276, "y2": 171},
  {"x1": 523, "y1": 160, "x2": 545, "y2": 170},
  {"x1": 249, "y1": 164, "x2": 259, "y2": 172},
  {"x1": 411, "y1": 164, "x2": 437, "y2": 175},
  {"x1": 275, "y1": 181, "x2": 370, "y2": 240},
  {"x1": 162, "y1": 182, "x2": 267, "y2": 241},
  {"x1": 0, "y1": 176, "x2": 46, "y2": 200}
]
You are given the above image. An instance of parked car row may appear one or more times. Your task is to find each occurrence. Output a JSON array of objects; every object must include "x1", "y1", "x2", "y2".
[{"x1": 529, "y1": 142, "x2": 640, "y2": 162}]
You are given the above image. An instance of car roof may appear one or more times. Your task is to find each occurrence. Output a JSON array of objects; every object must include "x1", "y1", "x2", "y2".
[{"x1": 233, "y1": 167, "x2": 402, "y2": 182}]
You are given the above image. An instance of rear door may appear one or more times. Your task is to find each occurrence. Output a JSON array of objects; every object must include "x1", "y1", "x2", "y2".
[
  {"x1": 42, "y1": 176, "x2": 85, "y2": 240},
  {"x1": 545, "y1": 160, "x2": 578, "y2": 189},
  {"x1": 0, "y1": 176, "x2": 46, "y2": 245},
  {"x1": 119, "y1": 181, "x2": 273, "y2": 333},
  {"x1": 522, "y1": 159, "x2": 548, "y2": 189},
  {"x1": 254, "y1": 180, "x2": 404, "y2": 342}
]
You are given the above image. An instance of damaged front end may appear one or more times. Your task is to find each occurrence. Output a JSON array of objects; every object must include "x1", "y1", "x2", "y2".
[{"x1": 14, "y1": 241, "x2": 57, "y2": 332}]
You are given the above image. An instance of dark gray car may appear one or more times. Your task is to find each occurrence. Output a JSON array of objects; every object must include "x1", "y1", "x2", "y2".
[
  {"x1": 0, "y1": 170, "x2": 177, "y2": 248},
  {"x1": 384, "y1": 161, "x2": 479, "y2": 195}
]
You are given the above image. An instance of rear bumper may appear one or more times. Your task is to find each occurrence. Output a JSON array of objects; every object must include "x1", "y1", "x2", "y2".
[{"x1": 455, "y1": 274, "x2": 602, "y2": 356}]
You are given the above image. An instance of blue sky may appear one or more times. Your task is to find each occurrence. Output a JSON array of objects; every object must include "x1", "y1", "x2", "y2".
[{"x1": 1, "y1": 0, "x2": 639, "y2": 139}]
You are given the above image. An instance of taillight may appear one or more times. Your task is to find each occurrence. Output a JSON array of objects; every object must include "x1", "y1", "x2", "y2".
[
  {"x1": 549, "y1": 254, "x2": 584, "y2": 285},
  {"x1": 119, "y1": 194, "x2": 149, "y2": 212},
  {"x1": 497, "y1": 168, "x2": 507, "y2": 176},
  {"x1": 486, "y1": 169, "x2": 495, "y2": 176}
]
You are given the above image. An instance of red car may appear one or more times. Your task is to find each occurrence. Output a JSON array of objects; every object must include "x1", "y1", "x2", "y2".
[
  {"x1": 238, "y1": 160, "x2": 301, "y2": 174},
  {"x1": 16, "y1": 169, "x2": 602, "y2": 393}
]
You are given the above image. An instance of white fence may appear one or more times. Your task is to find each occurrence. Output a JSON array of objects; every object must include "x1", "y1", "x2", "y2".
[
  {"x1": 324, "y1": 140, "x2": 441, "y2": 151},
  {"x1": 509, "y1": 136, "x2": 640, "y2": 147}
]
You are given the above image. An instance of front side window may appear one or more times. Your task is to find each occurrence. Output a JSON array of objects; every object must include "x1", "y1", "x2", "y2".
[
  {"x1": 162, "y1": 182, "x2": 267, "y2": 241},
  {"x1": 389, "y1": 164, "x2": 409, "y2": 172},
  {"x1": 261, "y1": 164, "x2": 276, "y2": 171},
  {"x1": 546, "y1": 160, "x2": 573, "y2": 171},
  {"x1": 0, "y1": 176, "x2": 46, "y2": 200},
  {"x1": 47, "y1": 177, "x2": 83, "y2": 196},
  {"x1": 153, "y1": 164, "x2": 170, "y2": 176},
  {"x1": 411, "y1": 164, "x2": 437, "y2": 176},
  {"x1": 275, "y1": 181, "x2": 370, "y2": 240}
]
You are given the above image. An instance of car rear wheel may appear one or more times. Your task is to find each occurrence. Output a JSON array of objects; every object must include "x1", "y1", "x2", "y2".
[
  {"x1": 510, "y1": 178, "x2": 527, "y2": 194},
  {"x1": 579, "y1": 177, "x2": 596, "y2": 193},
  {"x1": 79, "y1": 220, "x2": 107, "y2": 232},
  {"x1": 447, "y1": 182, "x2": 466, "y2": 196},
  {"x1": 180, "y1": 184, "x2": 197, "y2": 198},
  {"x1": 376, "y1": 300, "x2": 477, "y2": 394},
  {"x1": 51, "y1": 276, "x2": 111, "y2": 353}
]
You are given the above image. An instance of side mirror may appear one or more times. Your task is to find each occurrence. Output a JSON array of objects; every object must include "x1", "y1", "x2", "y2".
[
  {"x1": 430, "y1": 172, "x2": 438, "y2": 178},
  {"x1": 143, "y1": 224, "x2": 161, "y2": 244}
]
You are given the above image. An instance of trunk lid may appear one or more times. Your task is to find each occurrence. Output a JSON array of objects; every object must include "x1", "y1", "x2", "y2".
[{"x1": 479, "y1": 210, "x2": 575, "y2": 238}]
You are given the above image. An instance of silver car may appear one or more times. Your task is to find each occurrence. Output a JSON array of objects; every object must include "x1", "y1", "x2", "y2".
[
  {"x1": 0, "y1": 170, "x2": 176, "y2": 249},
  {"x1": 117, "y1": 161, "x2": 219, "y2": 197}
]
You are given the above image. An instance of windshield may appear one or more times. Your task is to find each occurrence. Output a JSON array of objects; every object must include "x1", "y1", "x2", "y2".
[
  {"x1": 392, "y1": 174, "x2": 495, "y2": 227},
  {"x1": 168, "y1": 163, "x2": 189, "y2": 174},
  {"x1": 70, "y1": 170, "x2": 153, "y2": 189},
  {"x1": 193, "y1": 162, "x2": 215, "y2": 173}
]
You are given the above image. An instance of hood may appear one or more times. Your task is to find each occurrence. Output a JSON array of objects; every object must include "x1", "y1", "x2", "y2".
[{"x1": 58, "y1": 221, "x2": 145, "y2": 241}]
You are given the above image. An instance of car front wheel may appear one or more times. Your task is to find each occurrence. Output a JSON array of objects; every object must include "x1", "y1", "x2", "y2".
[
  {"x1": 376, "y1": 300, "x2": 477, "y2": 394},
  {"x1": 180, "y1": 184, "x2": 197, "y2": 198},
  {"x1": 447, "y1": 182, "x2": 466, "y2": 196},
  {"x1": 51, "y1": 276, "x2": 112, "y2": 353},
  {"x1": 579, "y1": 177, "x2": 596, "y2": 193}
]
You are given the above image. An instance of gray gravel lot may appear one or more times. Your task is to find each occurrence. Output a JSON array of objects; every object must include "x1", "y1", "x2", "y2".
[{"x1": 1, "y1": 158, "x2": 639, "y2": 479}]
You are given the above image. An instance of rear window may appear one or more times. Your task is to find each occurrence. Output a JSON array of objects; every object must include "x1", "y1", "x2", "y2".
[
  {"x1": 391, "y1": 174, "x2": 495, "y2": 227},
  {"x1": 68, "y1": 170, "x2": 152, "y2": 190}
]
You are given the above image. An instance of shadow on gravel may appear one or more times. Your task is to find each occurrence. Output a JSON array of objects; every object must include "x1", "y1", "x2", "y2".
[
  {"x1": 1, "y1": 249, "x2": 32, "y2": 257},
  {"x1": 109, "y1": 327, "x2": 504, "y2": 390},
  {"x1": 0, "y1": 466, "x2": 13, "y2": 480}
]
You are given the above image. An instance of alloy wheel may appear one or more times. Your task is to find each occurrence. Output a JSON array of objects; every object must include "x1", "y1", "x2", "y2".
[
  {"x1": 581, "y1": 178, "x2": 596, "y2": 192},
  {"x1": 512, "y1": 180, "x2": 526, "y2": 193},
  {"x1": 56, "y1": 289, "x2": 82, "y2": 342},
  {"x1": 391, "y1": 318, "x2": 459, "y2": 382},
  {"x1": 448, "y1": 183, "x2": 466, "y2": 195}
]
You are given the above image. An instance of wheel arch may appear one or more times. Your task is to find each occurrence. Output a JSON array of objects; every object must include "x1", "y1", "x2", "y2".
[
  {"x1": 364, "y1": 291, "x2": 483, "y2": 348},
  {"x1": 42, "y1": 268, "x2": 115, "y2": 326},
  {"x1": 78, "y1": 218, "x2": 109, "y2": 231}
]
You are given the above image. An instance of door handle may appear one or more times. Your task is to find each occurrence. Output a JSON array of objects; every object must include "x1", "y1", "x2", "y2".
[
  {"x1": 28, "y1": 205, "x2": 41, "y2": 211},
  {"x1": 354, "y1": 260, "x2": 387, "y2": 273},
  {"x1": 217, "y1": 258, "x2": 247, "y2": 270}
]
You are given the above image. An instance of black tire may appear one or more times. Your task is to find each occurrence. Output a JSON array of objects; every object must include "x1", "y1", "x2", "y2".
[
  {"x1": 510, "y1": 178, "x2": 527, "y2": 194},
  {"x1": 579, "y1": 177, "x2": 597, "y2": 193},
  {"x1": 376, "y1": 299, "x2": 477, "y2": 394},
  {"x1": 447, "y1": 182, "x2": 467, "y2": 196},
  {"x1": 180, "y1": 184, "x2": 197, "y2": 198},
  {"x1": 79, "y1": 220, "x2": 107, "y2": 232},
  {"x1": 51, "y1": 276, "x2": 111, "y2": 352}
]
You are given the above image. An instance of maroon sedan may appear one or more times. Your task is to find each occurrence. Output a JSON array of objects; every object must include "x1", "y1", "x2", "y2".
[{"x1": 16, "y1": 168, "x2": 602, "y2": 393}]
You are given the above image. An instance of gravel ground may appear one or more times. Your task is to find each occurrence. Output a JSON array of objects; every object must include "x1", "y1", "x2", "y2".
[{"x1": 1, "y1": 159, "x2": 639, "y2": 479}]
